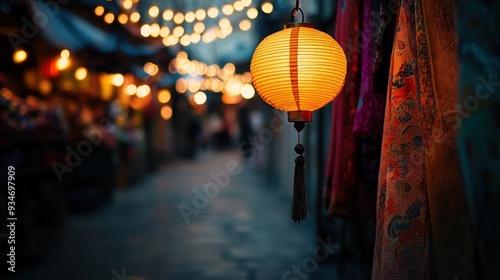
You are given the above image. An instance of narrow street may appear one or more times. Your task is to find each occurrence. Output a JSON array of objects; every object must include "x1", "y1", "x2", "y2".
[{"x1": 5, "y1": 152, "x2": 337, "y2": 280}]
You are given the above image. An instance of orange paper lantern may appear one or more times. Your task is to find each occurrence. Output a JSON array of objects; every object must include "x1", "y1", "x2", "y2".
[
  {"x1": 250, "y1": 6, "x2": 347, "y2": 223},
  {"x1": 250, "y1": 23, "x2": 346, "y2": 122}
]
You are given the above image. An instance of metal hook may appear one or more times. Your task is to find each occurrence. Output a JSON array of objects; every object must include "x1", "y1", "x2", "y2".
[{"x1": 291, "y1": 7, "x2": 304, "y2": 23}]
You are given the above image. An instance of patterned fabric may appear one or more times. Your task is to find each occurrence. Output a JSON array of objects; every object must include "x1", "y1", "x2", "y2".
[
  {"x1": 456, "y1": 0, "x2": 500, "y2": 278},
  {"x1": 372, "y1": 1, "x2": 432, "y2": 278},
  {"x1": 323, "y1": 0, "x2": 362, "y2": 217}
]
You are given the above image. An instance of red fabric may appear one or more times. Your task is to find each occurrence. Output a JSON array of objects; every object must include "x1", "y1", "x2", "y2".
[
  {"x1": 323, "y1": 0, "x2": 362, "y2": 217},
  {"x1": 372, "y1": 1, "x2": 433, "y2": 278}
]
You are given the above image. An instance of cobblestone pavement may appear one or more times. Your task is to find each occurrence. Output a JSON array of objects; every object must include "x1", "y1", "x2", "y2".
[{"x1": 4, "y1": 152, "x2": 342, "y2": 280}]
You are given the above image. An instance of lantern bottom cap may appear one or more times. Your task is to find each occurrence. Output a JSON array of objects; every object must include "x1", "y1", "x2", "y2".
[{"x1": 288, "y1": 111, "x2": 313, "y2": 122}]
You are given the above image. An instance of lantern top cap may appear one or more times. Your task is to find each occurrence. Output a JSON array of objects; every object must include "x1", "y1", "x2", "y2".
[{"x1": 284, "y1": 22, "x2": 314, "y2": 29}]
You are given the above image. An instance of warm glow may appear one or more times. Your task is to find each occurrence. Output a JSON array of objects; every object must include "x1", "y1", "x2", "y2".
[
  {"x1": 206, "y1": 65, "x2": 219, "y2": 77},
  {"x1": 144, "y1": 62, "x2": 159, "y2": 76},
  {"x1": 141, "y1": 24, "x2": 151, "y2": 37},
  {"x1": 222, "y1": 94, "x2": 241, "y2": 105},
  {"x1": 112, "y1": 74, "x2": 124, "y2": 86},
  {"x1": 164, "y1": 35, "x2": 179, "y2": 46},
  {"x1": 202, "y1": 29, "x2": 217, "y2": 43},
  {"x1": 173, "y1": 12, "x2": 184, "y2": 24},
  {"x1": 125, "y1": 84, "x2": 137, "y2": 95},
  {"x1": 74, "y1": 67, "x2": 87, "y2": 80},
  {"x1": 157, "y1": 89, "x2": 171, "y2": 103},
  {"x1": 150, "y1": 23, "x2": 160, "y2": 37},
  {"x1": 104, "y1": 13, "x2": 115, "y2": 24},
  {"x1": 193, "y1": 91, "x2": 207, "y2": 105},
  {"x1": 185, "y1": 11, "x2": 195, "y2": 23},
  {"x1": 233, "y1": 1, "x2": 244, "y2": 11},
  {"x1": 118, "y1": 13, "x2": 128, "y2": 24},
  {"x1": 191, "y1": 33, "x2": 201, "y2": 43},
  {"x1": 242, "y1": 0, "x2": 252, "y2": 7},
  {"x1": 222, "y1": 4, "x2": 234, "y2": 15},
  {"x1": 173, "y1": 26, "x2": 184, "y2": 37},
  {"x1": 243, "y1": 71, "x2": 252, "y2": 83},
  {"x1": 177, "y1": 51, "x2": 188, "y2": 60},
  {"x1": 219, "y1": 18, "x2": 231, "y2": 29},
  {"x1": 176, "y1": 78, "x2": 188, "y2": 93},
  {"x1": 247, "y1": 8, "x2": 258, "y2": 19},
  {"x1": 122, "y1": 0, "x2": 133, "y2": 10},
  {"x1": 180, "y1": 35, "x2": 191, "y2": 46},
  {"x1": 250, "y1": 25, "x2": 347, "y2": 112},
  {"x1": 193, "y1": 22, "x2": 205, "y2": 33},
  {"x1": 239, "y1": 19, "x2": 251, "y2": 31},
  {"x1": 160, "y1": 26, "x2": 170, "y2": 37},
  {"x1": 223, "y1": 63, "x2": 236, "y2": 75},
  {"x1": 195, "y1": 9, "x2": 206, "y2": 21},
  {"x1": 94, "y1": 6, "x2": 104, "y2": 16},
  {"x1": 261, "y1": 2, "x2": 273, "y2": 14},
  {"x1": 56, "y1": 57, "x2": 70, "y2": 70},
  {"x1": 207, "y1": 7, "x2": 219, "y2": 18},
  {"x1": 148, "y1": 6, "x2": 159, "y2": 18},
  {"x1": 163, "y1": 9, "x2": 174, "y2": 21},
  {"x1": 241, "y1": 84, "x2": 255, "y2": 99},
  {"x1": 136, "y1": 84, "x2": 151, "y2": 98},
  {"x1": 188, "y1": 80, "x2": 201, "y2": 93},
  {"x1": 60, "y1": 49, "x2": 70, "y2": 58},
  {"x1": 13, "y1": 50, "x2": 27, "y2": 63},
  {"x1": 130, "y1": 12, "x2": 140, "y2": 22},
  {"x1": 160, "y1": 105, "x2": 173, "y2": 120}
]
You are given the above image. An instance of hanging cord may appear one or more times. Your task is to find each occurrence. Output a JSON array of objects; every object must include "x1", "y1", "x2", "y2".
[
  {"x1": 291, "y1": 0, "x2": 304, "y2": 23},
  {"x1": 292, "y1": 122, "x2": 307, "y2": 223}
]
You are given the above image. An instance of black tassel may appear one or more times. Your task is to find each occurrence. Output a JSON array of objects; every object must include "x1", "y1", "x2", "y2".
[{"x1": 292, "y1": 144, "x2": 307, "y2": 223}]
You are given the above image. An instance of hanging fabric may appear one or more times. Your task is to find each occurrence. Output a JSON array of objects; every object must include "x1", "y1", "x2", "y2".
[
  {"x1": 352, "y1": 0, "x2": 395, "y2": 220},
  {"x1": 372, "y1": 0, "x2": 433, "y2": 278},
  {"x1": 419, "y1": 0, "x2": 476, "y2": 278},
  {"x1": 456, "y1": 0, "x2": 500, "y2": 278},
  {"x1": 323, "y1": 0, "x2": 362, "y2": 217}
]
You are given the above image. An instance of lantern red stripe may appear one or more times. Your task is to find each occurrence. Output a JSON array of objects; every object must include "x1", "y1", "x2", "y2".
[{"x1": 289, "y1": 27, "x2": 301, "y2": 110}]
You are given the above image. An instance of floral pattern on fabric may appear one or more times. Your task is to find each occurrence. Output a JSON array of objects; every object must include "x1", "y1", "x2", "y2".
[{"x1": 372, "y1": 1, "x2": 433, "y2": 278}]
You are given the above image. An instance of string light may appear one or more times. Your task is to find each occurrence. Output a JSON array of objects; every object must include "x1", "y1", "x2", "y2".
[
  {"x1": 94, "y1": 6, "x2": 104, "y2": 16},
  {"x1": 130, "y1": 12, "x2": 140, "y2": 22},
  {"x1": 157, "y1": 89, "x2": 171, "y2": 103},
  {"x1": 160, "y1": 105, "x2": 173, "y2": 120},
  {"x1": 234, "y1": 1, "x2": 244, "y2": 11},
  {"x1": 104, "y1": 13, "x2": 115, "y2": 24},
  {"x1": 207, "y1": 7, "x2": 219, "y2": 18},
  {"x1": 112, "y1": 74, "x2": 124, "y2": 86},
  {"x1": 247, "y1": 8, "x2": 258, "y2": 19},
  {"x1": 194, "y1": 22, "x2": 205, "y2": 33},
  {"x1": 185, "y1": 11, "x2": 195, "y2": 23},
  {"x1": 122, "y1": 0, "x2": 133, "y2": 10},
  {"x1": 261, "y1": 2, "x2": 273, "y2": 14},
  {"x1": 163, "y1": 10, "x2": 174, "y2": 21},
  {"x1": 93, "y1": 0, "x2": 275, "y2": 48},
  {"x1": 222, "y1": 4, "x2": 234, "y2": 15},
  {"x1": 173, "y1": 12, "x2": 184, "y2": 24},
  {"x1": 239, "y1": 19, "x2": 251, "y2": 31},
  {"x1": 148, "y1": 5, "x2": 160, "y2": 18},
  {"x1": 118, "y1": 13, "x2": 128, "y2": 24},
  {"x1": 125, "y1": 84, "x2": 137, "y2": 95},
  {"x1": 75, "y1": 67, "x2": 87, "y2": 80},
  {"x1": 141, "y1": 24, "x2": 151, "y2": 37},
  {"x1": 13, "y1": 50, "x2": 27, "y2": 63},
  {"x1": 150, "y1": 23, "x2": 160, "y2": 37},
  {"x1": 195, "y1": 9, "x2": 206, "y2": 21}
]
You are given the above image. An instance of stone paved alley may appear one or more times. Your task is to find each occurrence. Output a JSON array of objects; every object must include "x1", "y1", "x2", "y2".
[{"x1": 2, "y1": 152, "x2": 356, "y2": 280}]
